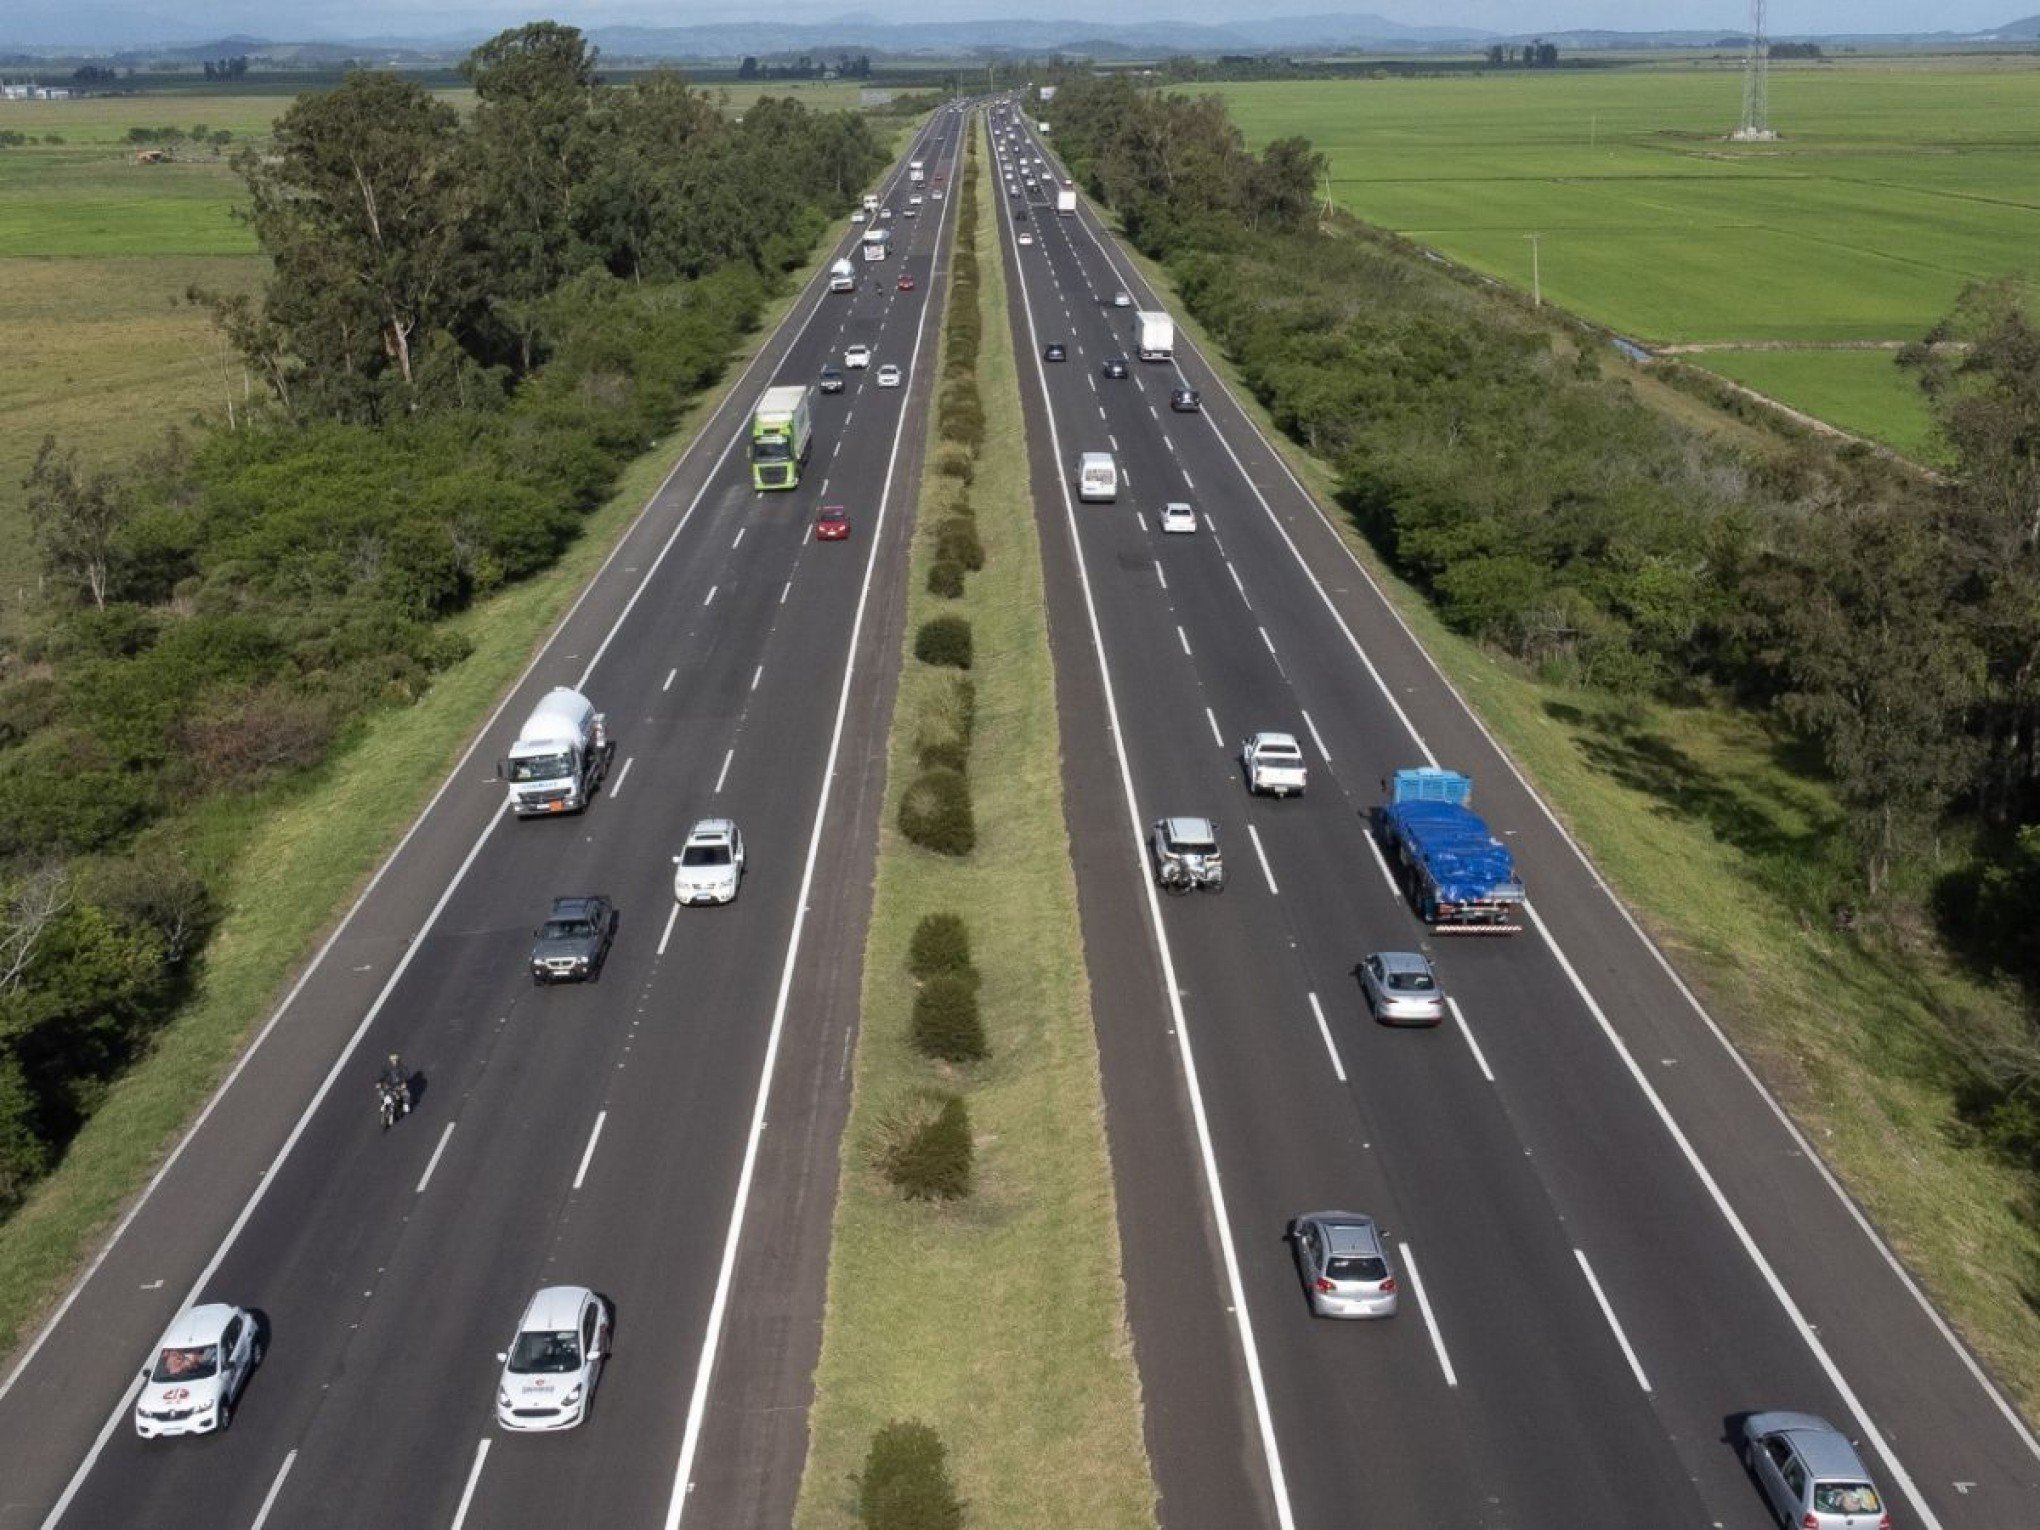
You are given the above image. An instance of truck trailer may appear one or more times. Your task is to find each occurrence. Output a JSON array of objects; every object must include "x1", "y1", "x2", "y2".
[
  {"x1": 500, "y1": 688, "x2": 613, "y2": 817},
  {"x1": 1055, "y1": 187, "x2": 1077, "y2": 216},
  {"x1": 909, "y1": 158, "x2": 926, "y2": 185},
  {"x1": 750, "y1": 384, "x2": 813, "y2": 491},
  {"x1": 829, "y1": 257, "x2": 856, "y2": 293},
  {"x1": 861, "y1": 225, "x2": 891, "y2": 261},
  {"x1": 1133, "y1": 310, "x2": 1174, "y2": 362},
  {"x1": 1375, "y1": 769, "x2": 1525, "y2": 933}
]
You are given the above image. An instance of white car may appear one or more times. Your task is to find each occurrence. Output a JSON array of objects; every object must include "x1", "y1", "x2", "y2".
[
  {"x1": 844, "y1": 343, "x2": 872, "y2": 369},
  {"x1": 1017, "y1": 231, "x2": 1035, "y2": 246},
  {"x1": 909, "y1": 193, "x2": 924, "y2": 206},
  {"x1": 673, "y1": 817, "x2": 745, "y2": 905},
  {"x1": 1160, "y1": 502, "x2": 1197, "y2": 534},
  {"x1": 876, "y1": 363, "x2": 903, "y2": 388},
  {"x1": 134, "y1": 1303, "x2": 262, "y2": 1437},
  {"x1": 1113, "y1": 290, "x2": 1132, "y2": 308},
  {"x1": 851, "y1": 209, "x2": 867, "y2": 224},
  {"x1": 497, "y1": 1286, "x2": 611, "y2": 1432}
]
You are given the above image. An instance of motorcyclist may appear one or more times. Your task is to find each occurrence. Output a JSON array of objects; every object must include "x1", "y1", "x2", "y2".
[{"x1": 376, "y1": 1053, "x2": 411, "y2": 1120}]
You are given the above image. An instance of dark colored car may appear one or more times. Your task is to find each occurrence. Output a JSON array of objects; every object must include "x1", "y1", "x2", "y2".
[
  {"x1": 1101, "y1": 355, "x2": 1129, "y2": 379},
  {"x1": 1170, "y1": 387, "x2": 1202, "y2": 412},
  {"x1": 815, "y1": 505, "x2": 851, "y2": 541},
  {"x1": 818, "y1": 365, "x2": 845, "y2": 394},
  {"x1": 530, "y1": 895, "x2": 617, "y2": 985},
  {"x1": 1044, "y1": 342, "x2": 1067, "y2": 362}
]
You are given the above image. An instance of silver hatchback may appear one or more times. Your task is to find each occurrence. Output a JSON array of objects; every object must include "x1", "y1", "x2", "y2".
[
  {"x1": 1361, "y1": 951, "x2": 1444, "y2": 1026},
  {"x1": 1742, "y1": 1412, "x2": 1889, "y2": 1529},
  {"x1": 1287, "y1": 1212, "x2": 1398, "y2": 1319}
]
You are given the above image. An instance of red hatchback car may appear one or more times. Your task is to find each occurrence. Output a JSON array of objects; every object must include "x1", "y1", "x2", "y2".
[
  {"x1": 897, "y1": 273, "x2": 916, "y2": 292},
  {"x1": 815, "y1": 505, "x2": 851, "y2": 541}
]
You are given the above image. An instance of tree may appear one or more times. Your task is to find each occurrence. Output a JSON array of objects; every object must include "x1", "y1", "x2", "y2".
[{"x1": 25, "y1": 436, "x2": 132, "y2": 609}]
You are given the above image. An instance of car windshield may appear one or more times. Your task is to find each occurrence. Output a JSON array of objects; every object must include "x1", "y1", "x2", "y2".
[
  {"x1": 1327, "y1": 1255, "x2": 1388, "y2": 1282},
  {"x1": 543, "y1": 919, "x2": 593, "y2": 941},
  {"x1": 153, "y1": 1344, "x2": 220, "y2": 1382},
  {"x1": 509, "y1": 752, "x2": 571, "y2": 783},
  {"x1": 1813, "y1": 1485, "x2": 1881, "y2": 1514},
  {"x1": 507, "y1": 1330, "x2": 582, "y2": 1375},
  {"x1": 1389, "y1": 971, "x2": 1436, "y2": 993},
  {"x1": 682, "y1": 844, "x2": 732, "y2": 867}
]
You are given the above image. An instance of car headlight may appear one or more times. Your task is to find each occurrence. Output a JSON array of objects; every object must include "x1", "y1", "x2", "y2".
[
  {"x1": 498, "y1": 1387, "x2": 513, "y2": 1408},
  {"x1": 560, "y1": 1385, "x2": 584, "y2": 1409}
]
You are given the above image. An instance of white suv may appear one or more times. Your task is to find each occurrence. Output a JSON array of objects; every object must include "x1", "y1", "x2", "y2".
[
  {"x1": 844, "y1": 343, "x2": 872, "y2": 369},
  {"x1": 673, "y1": 818, "x2": 745, "y2": 905}
]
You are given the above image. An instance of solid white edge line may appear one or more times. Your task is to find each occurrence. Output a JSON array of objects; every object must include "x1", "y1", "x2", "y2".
[
  {"x1": 1444, "y1": 996, "x2": 1495, "y2": 1083},
  {"x1": 415, "y1": 1121, "x2": 457, "y2": 1195},
  {"x1": 448, "y1": 1439, "x2": 490, "y2": 1530},
  {"x1": 1083, "y1": 190, "x2": 2004, "y2": 1503},
  {"x1": 247, "y1": 1447, "x2": 297, "y2": 1530},
  {"x1": 1574, "y1": 1248, "x2": 1651, "y2": 1392},
  {"x1": 1005, "y1": 115, "x2": 1297, "y2": 1530},
  {"x1": 1205, "y1": 707, "x2": 1224, "y2": 749},
  {"x1": 713, "y1": 748, "x2": 734, "y2": 795},
  {"x1": 1398, "y1": 1242, "x2": 1456, "y2": 1386},
  {"x1": 661, "y1": 113, "x2": 957, "y2": 1530},
  {"x1": 1307, "y1": 993, "x2": 1345, "y2": 1083},
  {"x1": 571, "y1": 1110, "x2": 607, "y2": 1192},
  {"x1": 1247, "y1": 823, "x2": 1279, "y2": 896},
  {"x1": 1300, "y1": 709, "x2": 1331, "y2": 764},
  {"x1": 25, "y1": 109, "x2": 876, "y2": 1519},
  {"x1": 657, "y1": 899, "x2": 680, "y2": 957},
  {"x1": 610, "y1": 756, "x2": 634, "y2": 798}
]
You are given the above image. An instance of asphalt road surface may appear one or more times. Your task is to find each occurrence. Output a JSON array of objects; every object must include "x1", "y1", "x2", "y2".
[
  {"x1": 985, "y1": 104, "x2": 2040, "y2": 1530},
  {"x1": 0, "y1": 112, "x2": 971, "y2": 1530}
]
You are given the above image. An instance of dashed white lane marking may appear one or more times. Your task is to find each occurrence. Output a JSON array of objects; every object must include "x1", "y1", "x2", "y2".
[
  {"x1": 780, "y1": 580, "x2": 792, "y2": 604},
  {"x1": 1227, "y1": 563, "x2": 1248, "y2": 604},
  {"x1": 657, "y1": 898, "x2": 680, "y2": 957},
  {"x1": 1183, "y1": 470, "x2": 1195, "y2": 490},
  {"x1": 1205, "y1": 707, "x2": 1224, "y2": 748},
  {"x1": 703, "y1": 585, "x2": 717, "y2": 608},
  {"x1": 714, "y1": 748, "x2": 734, "y2": 795},
  {"x1": 1154, "y1": 560, "x2": 1168, "y2": 591},
  {"x1": 415, "y1": 1122, "x2": 457, "y2": 1195},
  {"x1": 572, "y1": 1110, "x2": 608, "y2": 1191},
  {"x1": 1576, "y1": 1248, "x2": 1652, "y2": 1392},
  {"x1": 1163, "y1": 434, "x2": 1175, "y2": 453},
  {"x1": 1247, "y1": 823, "x2": 1279, "y2": 895},
  {"x1": 1259, "y1": 625, "x2": 1276, "y2": 656},
  {"x1": 751, "y1": 665, "x2": 764, "y2": 693},
  {"x1": 1176, "y1": 625, "x2": 1192, "y2": 656},
  {"x1": 449, "y1": 1439, "x2": 490, "y2": 1530},
  {"x1": 1446, "y1": 996, "x2": 1495, "y2": 1083},
  {"x1": 731, "y1": 527, "x2": 745, "y2": 549},
  {"x1": 249, "y1": 1449, "x2": 297, "y2": 1530},
  {"x1": 1301, "y1": 709, "x2": 1331, "y2": 764},
  {"x1": 663, "y1": 668, "x2": 677, "y2": 693},
  {"x1": 609, "y1": 756, "x2": 634, "y2": 798},
  {"x1": 1401, "y1": 1244, "x2": 1457, "y2": 1386},
  {"x1": 1308, "y1": 993, "x2": 1345, "y2": 1082}
]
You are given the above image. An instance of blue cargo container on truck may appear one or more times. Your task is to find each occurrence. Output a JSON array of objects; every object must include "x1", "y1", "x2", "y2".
[{"x1": 1375, "y1": 768, "x2": 1525, "y2": 933}]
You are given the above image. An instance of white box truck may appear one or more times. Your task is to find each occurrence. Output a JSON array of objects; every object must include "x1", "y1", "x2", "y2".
[
  {"x1": 1056, "y1": 187, "x2": 1077, "y2": 216},
  {"x1": 500, "y1": 688, "x2": 613, "y2": 817},
  {"x1": 829, "y1": 257, "x2": 856, "y2": 292},
  {"x1": 1134, "y1": 310, "x2": 1174, "y2": 362},
  {"x1": 1078, "y1": 452, "x2": 1118, "y2": 503},
  {"x1": 909, "y1": 158, "x2": 926, "y2": 185}
]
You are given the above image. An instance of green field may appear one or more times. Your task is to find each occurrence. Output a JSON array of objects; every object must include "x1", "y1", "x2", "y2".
[
  {"x1": 1690, "y1": 346, "x2": 1940, "y2": 461},
  {"x1": 1216, "y1": 59, "x2": 2040, "y2": 453}
]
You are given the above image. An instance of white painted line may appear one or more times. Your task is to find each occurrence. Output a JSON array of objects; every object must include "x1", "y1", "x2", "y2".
[
  {"x1": 731, "y1": 527, "x2": 745, "y2": 549},
  {"x1": 1205, "y1": 707, "x2": 1224, "y2": 748},
  {"x1": 1176, "y1": 625, "x2": 1191, "y2": 656},
  {"x1": 1575, "y1": 1247, "x2": 1651, "y2": 1392},
  {"x1": 1300, "y1": 709, "x2": 1331, "y2": 764},
  {"x1": 1182, "y1": 470, "x2": 1195, "y2": 490},
  {"x1": 1400, "y1": 1243, "x2": 1456, "y2": 1386},
  {"x1": 1258, "y1": 625, "x2": 1276, "y2": 656},
  {"x1": 780, "y1": 579, "x2": 792, "y2": 604},
  {"x1": 703, "y1": 584, "x2": 717, "y2": 607},
  {"x1": 572, "y1": 1111, "x2": 607, "y2": 1191},
  {"x1": 1446, "y1": 996, "x2": 1495, "y2": 1083},
  {"x1": 415, "y1": 1121, "x2": 457, "y2": 1195},
  {"x1": 657, "y1": 899, "x2": 680, "y2": 957},
  {"x1": 1247, "y1": 823, "x2": 1279, "y2": 895},
  {"x1": 1154, "y1": 560, "x2": 1168, "y2": 590},
  {"x1": 713, "y1": 748, "x2": 734, "y2": 795},
  {"x1": 1227, "y1": 562, "x2": 1248, "y2": 602},
  {"x1": 449, "y1": 1440, "x2": 490, "y2": 1530},
  {"x1": 1308, "y1": 993, "x2": 1345, "y2": 1082},
  {"x1": 751, "y1": 664, "x2": 764, "y2": 692},
  {"x1": 1363, "y1": 827, "x2": 1403, "y2": 903},
  {"x1": 663, "y1": 667, "x2": 677, "y2": 693},
  {"x1": 609, "y1": 756, "x2": 634, "y2": 798},
  {"x1": 1163, "y1": 433, "x2": 1175, "y2": 453},
  {"x1": 249, "y1": 1449, "x2": 296, "y2": 1530}
]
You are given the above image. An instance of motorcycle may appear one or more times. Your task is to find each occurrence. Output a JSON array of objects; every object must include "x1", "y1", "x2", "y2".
[{"x1": 376, "y1": 1075, "x2": 412, "y2": 1130}]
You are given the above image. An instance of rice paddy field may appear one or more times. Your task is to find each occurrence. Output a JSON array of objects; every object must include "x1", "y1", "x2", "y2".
[{"x1": 1218, "y1": 56, "x2": 2040, "y2": 459}]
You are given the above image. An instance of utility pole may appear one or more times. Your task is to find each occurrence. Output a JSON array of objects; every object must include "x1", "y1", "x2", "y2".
[{"x1": 1526, "y1": 232, "x2": 1541, "y2": 307}]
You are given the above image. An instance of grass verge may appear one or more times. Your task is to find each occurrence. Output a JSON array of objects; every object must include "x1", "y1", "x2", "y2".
[
  {"x1": 1112, "y1": 228, "x2": 2040, "y2": 1423},
  {"x1": 793, "y1": 114, "x2": 1157, "y2": 1528},
  {"x1": 0, "y1": 250, "x2": 836, "y2": 1366}
]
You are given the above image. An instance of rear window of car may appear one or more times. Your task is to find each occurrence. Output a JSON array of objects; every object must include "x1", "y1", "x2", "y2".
[
  {"x1": 1389, "y1": 971, "x2": 1436, "y2": 992},
  {"x1": 1814, "y1": 1485, "x2": 1881, "y2": 1514},
  {"x1": 1327, "y1": 1256, "x2": 1387, "y2": 1281}
]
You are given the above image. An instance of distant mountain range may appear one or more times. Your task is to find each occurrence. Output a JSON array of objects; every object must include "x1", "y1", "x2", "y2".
[{"x1": 4, "y1": 6, "x2": 2038, "y2": 59}]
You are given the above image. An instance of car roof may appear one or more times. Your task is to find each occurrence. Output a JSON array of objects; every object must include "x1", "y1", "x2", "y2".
[
  {"x1": 1749, "y1": 1414, "x2": 1869, "y2": 1477},
  {"x1": 1372, "y1": 950, "x2": 1434, "y2": 977},
  {"x1": 549, "y1": 895, "x2": 605, "y2": 917},
  {"x1": 1162, "y1": 816, "x2": 1217, "y2": 842},
  {"x1": 686, "y1": 818, "x2": 737, "y2": 841},
  {"x1": 517, "y1": 1285, "x2": 594, "y2": 1332},
  {"x1": 1252, "y1": 731, "x2": 1300, "y2": 749},
  {"x1": 1300, "y1": 1212, "x2": 1383, "y2": 1251},
  {"x1": 159, "y1": 1303, "x2": 238, "y2": 1348}
]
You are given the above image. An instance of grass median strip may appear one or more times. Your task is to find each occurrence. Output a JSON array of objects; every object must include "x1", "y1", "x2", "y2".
[{"x1": 795, "y1": 112, "x2": 1156, "y2": 1529}]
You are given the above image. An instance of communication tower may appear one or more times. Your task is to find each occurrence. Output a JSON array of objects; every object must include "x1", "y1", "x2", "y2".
[{"x1": 1732, "y1": 0, "x2": 1778, "y2": 141}]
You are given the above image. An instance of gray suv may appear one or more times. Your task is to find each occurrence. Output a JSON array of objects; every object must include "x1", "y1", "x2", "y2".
[
  {"x1": 1742, "y1": 1412, "x2": 1888, "y2": 1528},
  {"x1": 530, "y1": 895, "x2": 617, "y2": 985}
]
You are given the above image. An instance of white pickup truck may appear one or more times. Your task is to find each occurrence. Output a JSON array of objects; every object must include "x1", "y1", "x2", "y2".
[{"x1": 1240, "y1": 731, "x2": 1308, "y2": 797}]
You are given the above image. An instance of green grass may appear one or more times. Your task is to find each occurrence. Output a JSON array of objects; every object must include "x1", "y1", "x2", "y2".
[
  {"x1": 795, "y1": 116, "x2": 1156, "y2": 1530},
  {"x1": 0, "y1": 244, "x2": 836, "y2": 1365},
  {"x1": 1688, "y1": 347, "x2": 1942, "y2": 460},
  {"x1": 1212, "y1": 60, "x2": 2040, "y2": 448}
]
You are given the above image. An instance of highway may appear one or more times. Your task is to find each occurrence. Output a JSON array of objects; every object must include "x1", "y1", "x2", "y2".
[
  {"x1": 986, "y1": 108, "x2": 2040, "y2": 1529},
  {"x1": 0, "y1": 113, "x2": 969, "y2": 1530}
]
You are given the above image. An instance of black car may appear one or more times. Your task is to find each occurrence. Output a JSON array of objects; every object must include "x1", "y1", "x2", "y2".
[
  {"x1": 1015, "y1": 208, "x2": 1028, "y2": 221},
  {"x1": 530, "y1": 895, "x2": 617, "y2": 984},
  {"x1": 1101, "y1": 355, "x2": 1129, "y2": 379},
  {"x1": 1170, "y1": 387, "x2": 1202, "y2": 412},
  {"x1": 819, "y1": 366, "x2": 845, "y2": 395},
  {"x1": 1044, "y1": 342, "x2": 1067, "y2": 362}
]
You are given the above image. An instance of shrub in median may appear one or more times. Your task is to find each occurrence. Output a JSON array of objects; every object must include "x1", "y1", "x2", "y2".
[
  {"x1": 882, "y1": 1093, "x2": 975, "y2": 1201},
  {"x1": 912, "y1": 971, "x2": 987, "y2": 1063},
  {"x1": 934, "y1": 518, "x2": 984, "y2": 573},
  {"x1": 914, "y1": 616, "x2": 973, "y2": 670},
  {"x1": 908, "y1": 911, "x2": 974, "y2": 978},
  {"x1": 899, "y1": 768, "x2": 975, "y2": 855},
  {"x1": 938, "y1": 378, "x2": 984, "y2": 449},
  {"x1": 926, "y1": 559, "x2": 965, "y2": 599},
  {"x1": 932, "y1": 442, "x2": 975, "y2": 485},
  {"x1": 857, "y1": 1419, "x2": 964, "y2": 1530},
  {"x1": 911, "y1": 676, "x2": 974, "y2": 770}
]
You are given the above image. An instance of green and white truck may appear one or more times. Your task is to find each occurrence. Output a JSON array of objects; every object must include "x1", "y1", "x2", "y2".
[{"x1": 750, "y1": 384, "x2": 813, "y2": 491}]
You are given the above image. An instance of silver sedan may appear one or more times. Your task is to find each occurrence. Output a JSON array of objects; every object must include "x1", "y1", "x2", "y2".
[
  {"x1": 1361, "y1": 950, "x2": 1444, "y2": 1026},
  {"x1": 1288, "y1": 1212, "x2": 1398, "y2": 1319}
]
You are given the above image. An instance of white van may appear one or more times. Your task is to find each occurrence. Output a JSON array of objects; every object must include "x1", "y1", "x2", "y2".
[{"x1": 1078, "y1": 452, "x2": 1118, "y2": 503}]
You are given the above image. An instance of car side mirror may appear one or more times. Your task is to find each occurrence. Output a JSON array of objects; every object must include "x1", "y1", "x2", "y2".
[
  {"x1": 672, "y1": 855, "x2": 682, "y2": 865},
  {"x1": 496, "y1": 1351, "x2": 508, "y2": 1363},
  {"x1": 494, "y1": 761, "x2": 505, "y2": 780}
]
